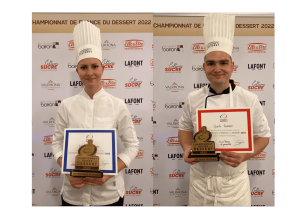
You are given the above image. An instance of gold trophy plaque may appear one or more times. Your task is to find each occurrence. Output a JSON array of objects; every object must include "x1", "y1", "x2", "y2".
[
  {"x1": 188, "y1": 126, "x2": 219, "y2": 162},
  {"x1": 70, "y1": 139, "x2": 103, "y2": 178}
]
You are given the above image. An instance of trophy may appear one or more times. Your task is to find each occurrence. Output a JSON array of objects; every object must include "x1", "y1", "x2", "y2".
[
  {"x1": 70, "y1": 139, "x2": 103, "y2": 178},
  {"x1": 188, "y1": 126, "x2": 219, "y2": 162}
]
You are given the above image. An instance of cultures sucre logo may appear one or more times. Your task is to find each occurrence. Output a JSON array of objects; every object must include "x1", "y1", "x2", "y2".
[
  {"x1": 131, "y1": 115, "x2": 142, "y2": 125},
  {"x1": 42, "y1": 117, "x2": 55, "y2": 127},
  {"x1": 248, "y1": 63, "x2": 266, "y2": 70},
  {"x1": 248, "y1": 80, "x2": 265, "y2": 91},
  {"x1": 46, "y1": 168, "x2": 61, "y2": 178},
  {"x1": 192, "y1": 43, "x2": 205, "y2": 53},
  {"x1": 169, "y1": 169, "x2": 185, "y2": 179},
  {"x1": 126, "y1": 185, "x2": 142, "y2": 196},
  {"x1": 102, "y1": 59, "x2": 115, "y2": 70},
  {"x1": 125, "y1": 98, "x2": 143, "y2": 105},
  {"x1": 165, "y1": 102, "x2": 184, "y2": 109},
  {"x1": 165, "y1": 62, "x2": 183, "y2": 73},
  {"x1": 125, "y1": 168, "x2": 143, "y2": 175},
  {"x1": 102, "y1": 40, "x2": 116, "y2": 50},
  {"x1": 166, "y1": 119, "x2": 179, "y2": 128},
  {"x1": 38, "y1": 42, "x2": 59, "y2": 49},
  {"x1": 100, "y1": 79, "x2": 116, "y2": 89},
  {"x1": 43, "y1": 135, "x2": 53, "y2": 145},
  {"x1": 165, "y1": 82, "x2": 184, "y2": 92},
  {"x1": 168, "y1": 153, "x2": 183, "y2": 160},
  {"x1": 41, "y1": 100, "x2": 61, "y2": 107},
  {"x1": 248, "y1": 43, "x2": 267, "y2": 53},
  {"x1": 41, "y1": 59, "x2": 58, "y2": 71},
  {"x1": 192, "y1": 65, "x2": 204, "y2": 72},
  {"x1": 125, "y1": 77, "x2": 142, "y2": 89},
  {"x1": 124, "y1": 39, "x2": 144, "y2": 50},
  {"x1": 248, "y1": 170, "x2": 265, "y2": 176},
  {"x1": 249, "y1": 151, "x2": 266, "y2": 160},
  {"x1": 167, "y1": 137, "x2": 180, "y2": 146},
  {"x1": 41, "y1": 80, "x2": 60, "y2": 90},
  {"x1": 194, "y1": 83, "x2": 208, "y2": 89},
  {"x1": 251, "y1": 187, "x2": 264, "y2": 197},
  {"x1": 67, "y1": 40, "x2": 74, "y2": 50},
  {"x1": 162, "y1": 45, "x2": 184, "y2": 52},
  {"x1": 125, "y1": 60, "x2": 143, "y2": 67}
]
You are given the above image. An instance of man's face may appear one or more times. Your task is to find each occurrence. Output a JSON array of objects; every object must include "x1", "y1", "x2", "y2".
[{"x1": 203, "y1": 51, "x2": 234, "y2": 88}]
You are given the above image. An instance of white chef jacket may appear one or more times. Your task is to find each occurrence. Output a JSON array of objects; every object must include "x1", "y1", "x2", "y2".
[
  {"x1": 179, "y1": 82, "x2": 270, "y2": 206},
  {"x1": 52, "y1": 89, "x2": 139, "y2": 206}
]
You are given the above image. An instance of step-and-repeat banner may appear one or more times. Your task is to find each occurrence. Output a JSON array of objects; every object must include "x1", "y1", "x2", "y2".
[
  {"x1": 32, "y1": 13, "x2": 274, "y2": 206},
  {"x1": 32, "y1": 13, "x2": 153, "y2": 206},
  {"x1": 152, "y1": 16, "x2": 274, "y2": 206}
]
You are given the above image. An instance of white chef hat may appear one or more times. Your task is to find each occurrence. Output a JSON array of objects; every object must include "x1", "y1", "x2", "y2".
[
  {"x1": 73, "y1": 21, "x2": 102, "y2": 64},
  {"x1": 203, "y1": 13, "x2": 235, "y2": 57}
]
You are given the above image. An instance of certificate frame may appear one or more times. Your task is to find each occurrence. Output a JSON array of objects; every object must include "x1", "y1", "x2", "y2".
[
  {"x1": 62, "y1": 128, "x2": 117, "y2": 175},
  {"x1": 196, "y1": 108, "x2": 253, "y2": 153}
]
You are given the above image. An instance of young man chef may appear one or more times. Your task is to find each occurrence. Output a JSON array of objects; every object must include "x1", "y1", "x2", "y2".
[{"x1": 178, "y1": 13, "x2": 270, "y2": 206}]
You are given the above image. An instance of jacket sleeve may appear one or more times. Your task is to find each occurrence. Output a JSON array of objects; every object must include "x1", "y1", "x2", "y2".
[
  {"x1": 179, "y1": 94, "x2": 194, "y2": 133},
  {"x1": 52, "y1": 101, "x2": 68, "y2": 162},
  {"x1": 252, "y1": 95, "x2": 271, "y2": 138},
  {"x1": 116, "y1": 100, "x2": 139, "y2": 168}
]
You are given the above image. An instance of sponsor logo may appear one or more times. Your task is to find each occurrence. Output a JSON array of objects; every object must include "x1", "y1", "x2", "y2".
[
  {"x1": 126, "y1": 185, "x2": 142, "y2": 195},
  {"x1": 102, "y1": 40, "x2": 116, "y2": 50},
  {"x1": 131, "y1": 115, "x2": 142, "y2": 125},
  {"x1": 233, "y1": 64, "x2": 238, "y2": 72},
  {"x1": 167, "y1": 137, "x2": 180, "y2": 146},
  {"x1": 137, "y1": 136, "x2": 143, "y2": 142},
  {"x1": 165, "y1": 62, "x2": 183, "y2": 73},
  {"x1": 152, "y1": 154, "x2": 158, "y2": 160},
  {"x1": 151, "y1": 133, "x2": 156, "y2": 146},
  {"x1": 125, "y1": 60, "x2": 143, "y2": 67},
  {"x1": 150, "y1": 59, "x2": 153, "y2": 68},
  {"x1": 32, "y1": 172, "x2": 35, "y2": 177},
  {"x1": 166, "y1": 119, "x2": 179, "y2": 128},
  {"x1": 150, "y1": 81, "x2": 154, "y2": 86},
  {"x1": 272, "y1": 190, "x2": 275, "y2": 195},
  {"x1": 207, "y1": 41, "x2": 219, "y2": 49},
  {"x1": 70, "y1": 81, "x2": 84, "y2": 88},
  {"x1": 248, "y1": 80, "x2": 265, "y2": 91},
  {"x1": 32, "y1": 189, "x2": 35, "y2": 194},
  {"x1": 165, "y1": 82, "x2": 184, "y2": 92},
  {"x1": 100, "y1": 79, "x2": 116, "y2": 89},
  {"x1": 248, "y1": 43, "x2": 267, "y2": 53},
  {"x1": 192, "y1": 65, "x2": 204, "y2": 71},
  {"x1": 248, "y1": 63, "x2": 266, "y2": 70},
  {"x1": 192, "y1": 43, "x2": 205, "y2": 53},
  {"x1": 168, "y1": 153, "x2": 183, "y2": 160},
  {"x1": 152, "y1": 101, "x2": 156, "y2": 111},
  {"x1": 169, "y1": 188, "x2": 187, "y2": 197},
  {"x1": 162, "y1": 45, "x2": 184, "y2": 52},
  {"x1": 46, "y1": 187, "x2": 60, "y2": 196},
  {"x1": 44, "y1": 152, "x2": 54, "y2": 159},
  {"x1": 125, "y1": 169, "x2": 143, "y2": 175},
  {"x1": 43, "y1": 135, "x2": 53, "y2": 145},
  {"x1": 232, "y1": 46, "x2": 239, "y2": 53},
  {"x1": 251, "y1": 187, "x2": 264, "y2": 197},
  {"x1": 41, "y1": 59, "x2": 58, "y2": 71},
  {"x1": 249, "y1": 151, "x2": 266, "y2": 160},
  {"x1": 125, "y1": 204, "x2": 144, "y2": 206},
  {"x1": 125, "y1": 98, "x2": 143, "y2": 105},
  {"x1": 151, "y1": 167, "x2": 158, "y2": 177},
  {"x1": 272, "y1": 169, "x2": 275, "y2": 178},
  {"x1": 125, "y1": 78, "x2": 142, "y2": 89},
  {"x1": 41, "y1": 80, "x2": 60, "y2": 90},
  {"x1": 169, "y1": 169, "x2": 185, "y2": 179},
  {"x1": 79, "y1": 48, "x2": 92, "y2": 56},
  {"x1": 67, "y1": 40, "x2": 74, "y2": 50},
  {"x1": 38, "y1": 42, "x2": 59, "y2": 49},
  {"x1": 68, "y1": 62, "x2": 77, "y2": 68},
  {"x1": 124, "y1": 39, "x2": 144, "y2": 50},
  {"x1": 102, "y1": 59, "x2": 115, "y2": 70},
  {"x1": 259, "y1": 101, "x2": 266, "y2": 106},
  {"x1": 194, "y1": 83, "x2": 208, "y2": 89},
  {"x1": 136, "y1": 149, "x2": 144, "y2": 159},
  {"x1": 165, "y1": 102, "x2": 184, "y2": 109},
  {"x1": 41, "y1": 100, "x2": 61, "y2": 107},
  {"x1": 220, "y1": 113, "x2": 228, "y2": 122},
  {"x1": 151, "y1": 116, "x2": 156, "y2": 127},
  {"x1": 248, "y1": 170, "x2": 265, "y2": 176},
  {"x1": 150, "y1": 189, "x2": 159, "y2": 195},
  {"x1": 46, "y1": 168, "x2": 61, "y2": 178}
]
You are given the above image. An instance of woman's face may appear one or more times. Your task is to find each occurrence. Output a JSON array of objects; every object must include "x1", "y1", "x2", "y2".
[{"x1": 76, "y1": 58, "x2": 104, "y2": 90}]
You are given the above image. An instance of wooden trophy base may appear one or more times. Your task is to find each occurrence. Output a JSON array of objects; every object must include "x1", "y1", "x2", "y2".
[
  {"x1": 188, "y1": 152, "x2": 220, "y2": 162},
  {"x1": 70, "y1": 169, "x2": 103, "y2": 178}
]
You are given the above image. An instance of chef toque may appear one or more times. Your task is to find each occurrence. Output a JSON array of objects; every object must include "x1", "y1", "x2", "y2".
[
  {"x1": 73, "y1": 21, "x2": 102, "y2": 64},
  {"x1": 203, "y1": 13, "x2": 235, "y2": 57}
]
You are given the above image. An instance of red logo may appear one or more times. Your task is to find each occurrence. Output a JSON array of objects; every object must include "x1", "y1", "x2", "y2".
[
  {"x1": 41, "y1": 59, "x2": 58, "y2": 70},
  {"x1": 169, "y1": 169, "x2": 185, "y2": 178},
  {"x1": 136, "y1": 150, "x2": 144, "y2": 159},
  {"x1": 167, "y1": 137, "x2": 180, "y2": 146},
  {"x1": 251, "y1": 187, "x2": 264, "y2": 196},
  {"x1": 247, "y1": 43, "x2": 267, "y2": 53},
  {"x1": 46, "y1": 168, "x2": 61, "y2": 178},
  {"x1": 272, "y1": 169, "x2": 275, "y2": 178},
  {"x1": 100, "y1": 79, "x2": 116, "y2": 89},
  {"x1": 150, "y1": 59, "x2": 153, "y2": 67},
  {"x1": 43, "y1": 135, "x2": 53, "y2": 145},
  {"x1": 124, "y1": 39, "x2": 144, "y2": 50},
  {"x1": 250, "y1": 151, "x2": 266, "y2": 160},
  {"x1": 192, "y1": 43, "x2": 205, "y2": 53},
  {"x1": 233, "y1": 65, "x2": 238, "y2": 72},
  {"x1": 248, "y1": 80, "x2": 265, "y2": 91},
  {"x1": 68, "y1": 40, "x2": 74, "y2": 51},
  {"x1": 165, "y1": 62, "x2": 183, "y2": 73},
  {"x1": 126, "y1": 186, "x2": 142, "y2": 195}
]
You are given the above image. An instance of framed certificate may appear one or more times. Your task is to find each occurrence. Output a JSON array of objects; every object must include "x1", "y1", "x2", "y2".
[
  {"x1": 196, "y1": 108, "x2": 254, "y2": 153},
  {"x1": 62, "y1": 129, "x2": 117, "y2": 175}
]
